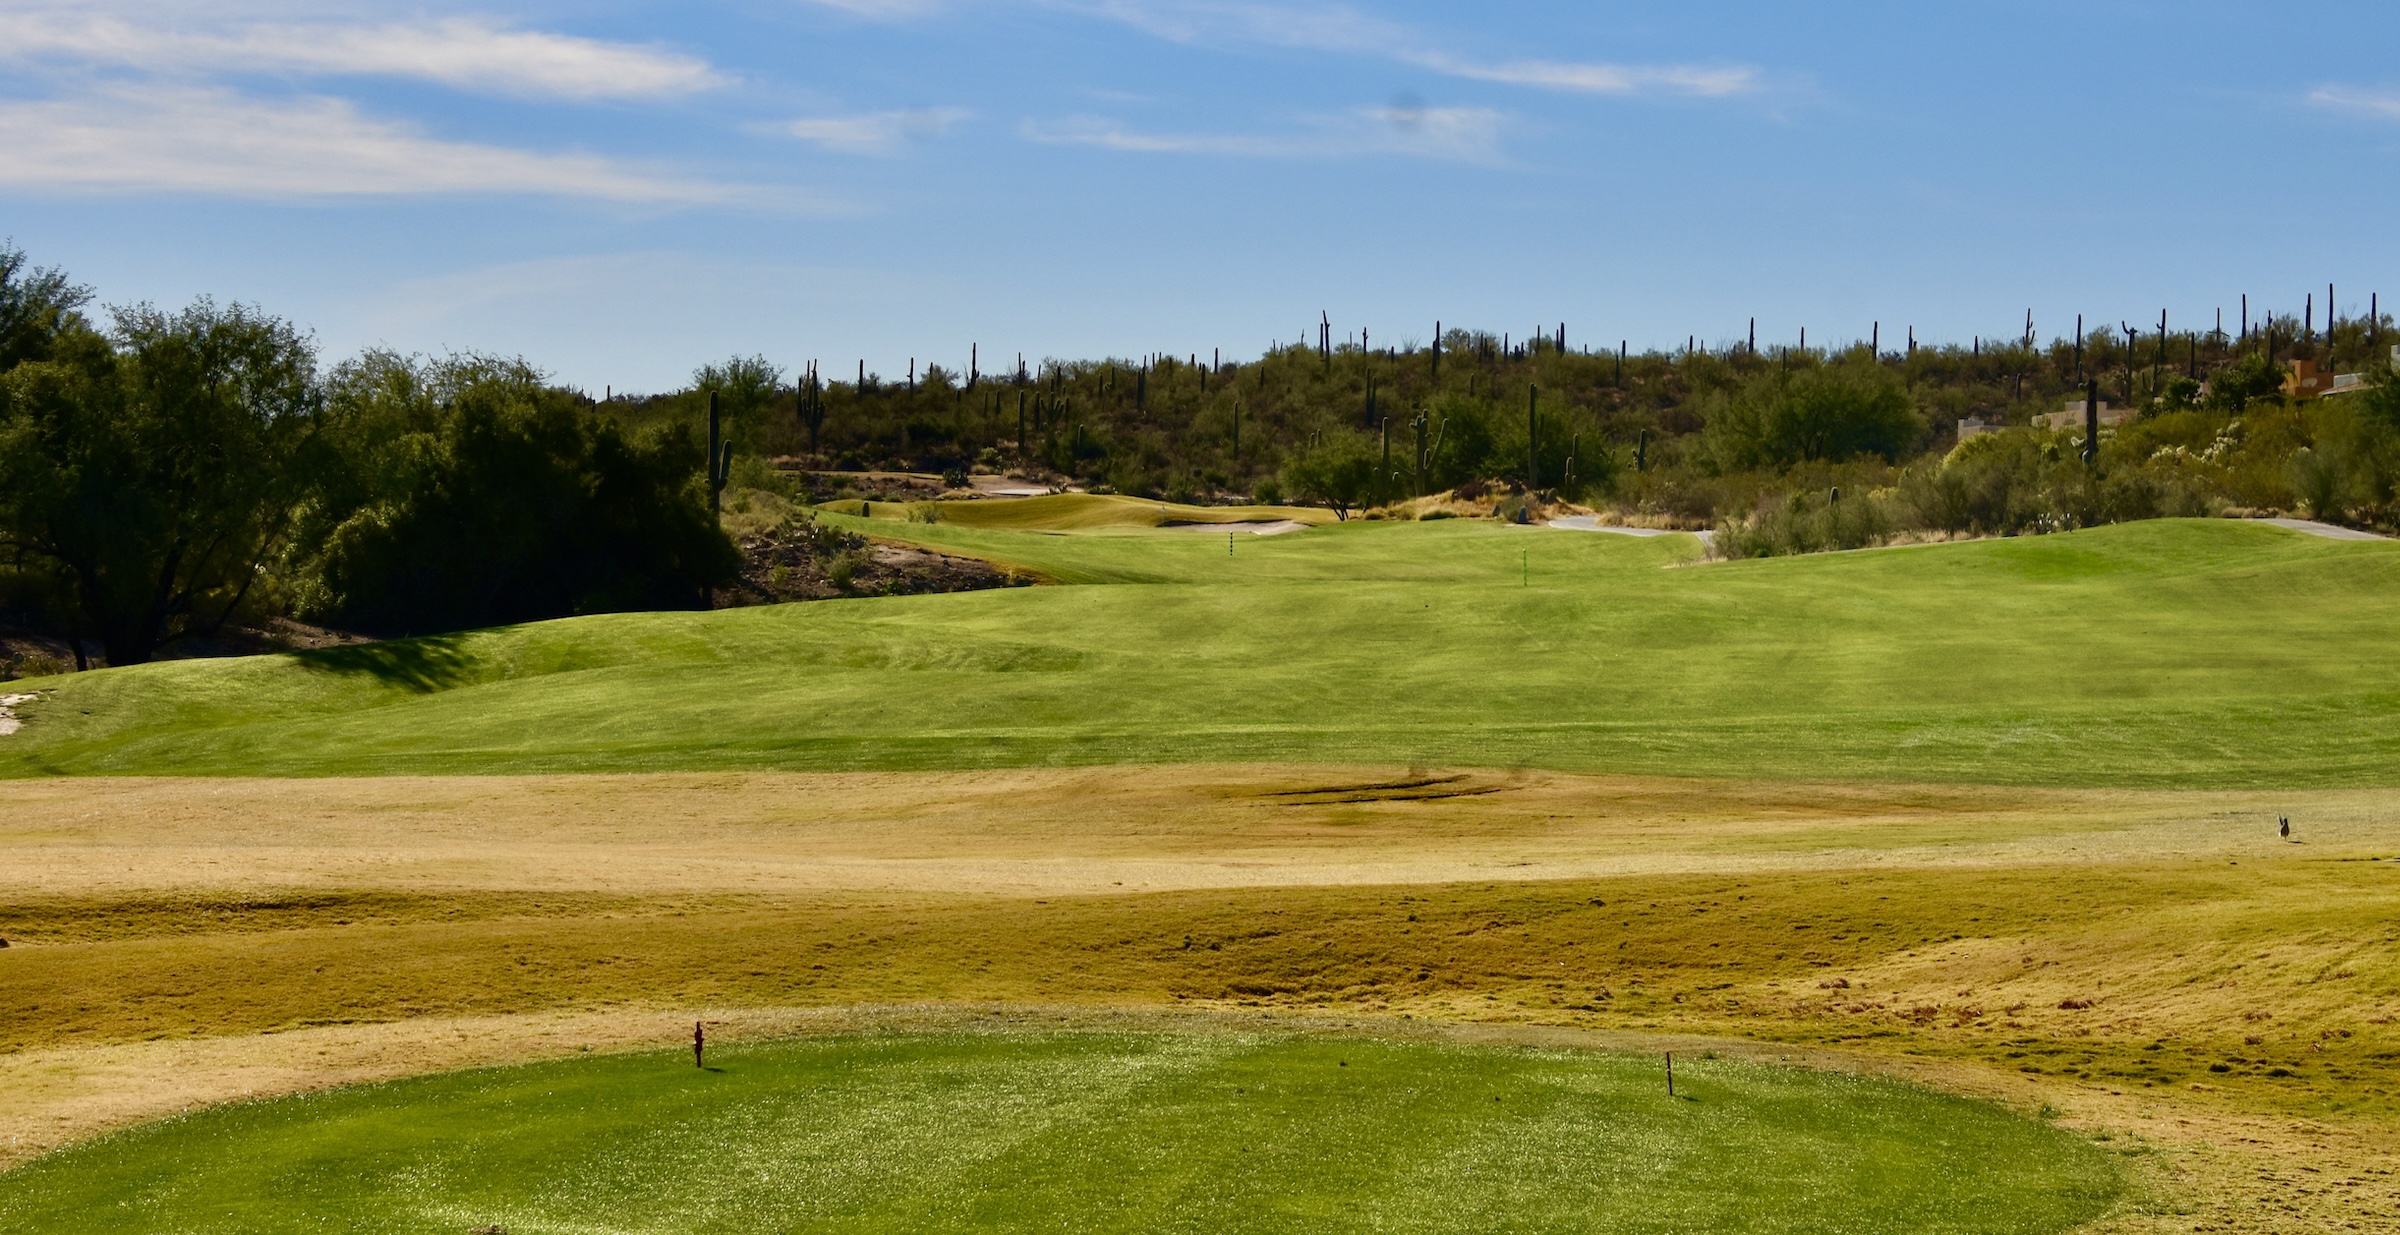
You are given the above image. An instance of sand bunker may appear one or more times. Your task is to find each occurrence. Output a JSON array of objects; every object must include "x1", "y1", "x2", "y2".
[
  {"x1": 1547, "y1": 515, "x2": 1712, "y2": 544},
  {"x1": 2255, "y1": 517, "x2": 2385, "y2": 541},
  {"x1": 1162, "y1": 520, "x2": 1308, "y2": 535},
  {"x1": 0, "y1": 693, "x2": 36, "y2": 738}
]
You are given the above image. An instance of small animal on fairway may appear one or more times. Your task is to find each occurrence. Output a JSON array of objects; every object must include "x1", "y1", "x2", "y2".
[
  {"x1": 694, "y1": 1020, "x2": 705, "y2": 1068},
  {"x1": 2278, "y1": 814, "x2": 2291, "y2": 840}
]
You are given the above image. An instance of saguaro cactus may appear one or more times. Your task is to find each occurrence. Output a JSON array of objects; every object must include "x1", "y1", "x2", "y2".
[
  {"x1": 1526, "y1": 384, "x2": 1539, "y2": 500},
  {"x1": 2083, "y1": 380, "x2": 2100, "y2": 468},
  {"x1": 706, "y1": 391, "x2": 731, "y2": 515},
  {"x1": 1378, "y1": 417, "x2": 1390, "y2": 509}
]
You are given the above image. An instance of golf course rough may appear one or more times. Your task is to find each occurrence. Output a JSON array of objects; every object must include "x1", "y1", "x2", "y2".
[{"x1": 0, "y1": 1032, "x2": 2118, "y2": 1235}]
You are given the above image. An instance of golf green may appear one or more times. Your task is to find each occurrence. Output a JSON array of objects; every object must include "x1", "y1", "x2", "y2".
[{"x1": 0, "y1": 1032, "x2": 2119, "y2": 1235}]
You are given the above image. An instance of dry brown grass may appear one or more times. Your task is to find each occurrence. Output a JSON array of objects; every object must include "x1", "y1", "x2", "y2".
[{"x1": 2, "y1": 765, "x2": 2396, "y2": 1231}]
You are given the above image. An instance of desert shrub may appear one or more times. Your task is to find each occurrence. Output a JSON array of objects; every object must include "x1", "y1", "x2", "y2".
[
  {"x1": 2205, "y1": 354, "x2": 2288, "y2": 413},
  {"x1": 1701, "y1": 360, "x2": 1923, "y2": 471},
  {"x1": 1715, "y1": 486, "x2": 1896, "y2": 557},
  {"x1": 826, "y1": 549, "x2": 865, "y2": 590},
  {"x1": 2285, "y1": 447, "x2": 2349, "y2": 521},
  {"x1": 1900, "y1": 431, "x2": 2069, "y2": 535}
]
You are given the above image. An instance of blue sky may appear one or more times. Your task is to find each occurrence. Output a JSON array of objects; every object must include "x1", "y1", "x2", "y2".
[{"x1": 2, "y1": 0, "x2": 2395, "y2": 391}]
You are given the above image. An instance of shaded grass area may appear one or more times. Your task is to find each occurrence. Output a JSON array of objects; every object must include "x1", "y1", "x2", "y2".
[
  {"x1": 4, "y1": 520, "x2": 2398, "y2": 786},
  {"x1": 0, "y1": 1031, "x2": 2118, "y2": 1235},
  {"x1": 7, "y1": 862, "x2": 2393, "y2": 1128}
]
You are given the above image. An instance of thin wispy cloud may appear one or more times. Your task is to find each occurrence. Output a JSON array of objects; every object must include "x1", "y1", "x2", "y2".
[
  {"x1": 0, "y1": 87, "x2": 747, "y2": 202},
  {"x1": 0, "y1": 12, "x2": 724, "y2": 100},
  {"x1": 1076, "y1": 0, "x2": 1401, "y2": 53},
  {"x1": 780, "y1": 107, "x2": 972, "y2": 153},
  {"x1": 1022, "y1": 104, "x2": 1506, "y2": 163},
  {"x1": 1069, "y1": 0, "x2": 1760, "y2": 99},
  {"x1": 2309, "y1": 85, "x2": 2400, "y2": 121},
  {"x1": 798, "y1": 0, "x2": 952, "y2": 18},
  {"x1": 1408, "y1": 52, "x2": 1757, "y2": 98}
]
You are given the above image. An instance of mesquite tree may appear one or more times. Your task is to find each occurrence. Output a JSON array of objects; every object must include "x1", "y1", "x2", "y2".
[{"x1": 0, "y1": 295, "x2": 323, "y2": 665}]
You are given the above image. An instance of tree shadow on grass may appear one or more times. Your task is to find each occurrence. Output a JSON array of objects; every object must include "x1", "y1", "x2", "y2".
[{"x1": 291, "y1": 634, "x2": 481, "y2": 693}]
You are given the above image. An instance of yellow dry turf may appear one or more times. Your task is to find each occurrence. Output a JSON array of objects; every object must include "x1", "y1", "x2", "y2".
[{"x1": 1, "y1": 768, "x2": 2394, "y2": 1231}]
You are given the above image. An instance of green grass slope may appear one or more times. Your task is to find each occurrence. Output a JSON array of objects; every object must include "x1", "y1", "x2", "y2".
[
  {"x1": 5, "y1": 519, "x2": 2398, "y2": 785},
  {"x1": 0, "y1": 1032, "x2": 2117, "y2": 1235}
]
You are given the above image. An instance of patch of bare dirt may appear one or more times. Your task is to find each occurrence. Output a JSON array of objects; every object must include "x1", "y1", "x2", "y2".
[
  {"x1": 1, "y1": 619, "x2": 371, "y2": 679},
  {"x1": 776, "y1": 468, "x2": 1074, "y2": 504},
  {"x1": 715, "y1": 517, "x2": 1034, "y2": 606}
]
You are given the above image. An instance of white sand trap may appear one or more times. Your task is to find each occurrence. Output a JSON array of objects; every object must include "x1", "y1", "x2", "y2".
[
  {"x1": 1548, "y1": 515, "x2": 1713, "y2": 545},
  {"x1": 2253, "y1": 517, "x2": 2386, "y2": 541},
  {"x1": 967, "y1": 475, "x2": 1060, "y2": 498},
  {"x1": 1164, "y1": 520, "x2": 1308, "y2": 535},
  {"x1": 0, "y1": 693, "x2": 37, "y2": 738}
]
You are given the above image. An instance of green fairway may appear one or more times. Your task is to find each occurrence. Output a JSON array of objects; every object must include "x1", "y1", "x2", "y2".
[
  {"x1": 4, "y1": 517, "x2": 2398, "y2": 785},
  {"x1": 0, "y1": 1032, "x2": 2118, "y2": 1235}
]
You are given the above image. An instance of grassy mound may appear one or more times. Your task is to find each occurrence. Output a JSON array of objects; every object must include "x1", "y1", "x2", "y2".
[
  {"x1": 3, "y1": 518, "x2": 2396, "y2": 785},
  {"x1": 0, "y1": 1032, "x2": 2117, "y2": 1235}
]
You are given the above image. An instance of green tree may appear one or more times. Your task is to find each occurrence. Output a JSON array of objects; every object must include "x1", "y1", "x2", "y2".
[
  {"x1": 1280, "y1": 431, "x2": 1378, "y2": 519},
  {"x1": 0, "y1": 242, "x2": 92, "y2": 370},
  {"x1": 299, "y1": 354, "x2": 739, "y2": 635},
  {"x1": 694, "y1": 355, "x2": 785, "y2": 451},
  {"x1": 0, "y1": 298, "x2": 321, "y2": 666}
]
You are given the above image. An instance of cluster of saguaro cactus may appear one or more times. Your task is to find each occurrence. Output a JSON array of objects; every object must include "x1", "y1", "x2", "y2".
[
  {"x1": 1412, "y1": 408, "x2": 1445, "y2": 497},
  {"x1": 796, "y1": 362, "x2": 826, "y2": 453}
]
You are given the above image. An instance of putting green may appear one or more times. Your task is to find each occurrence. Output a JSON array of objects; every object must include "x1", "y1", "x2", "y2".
[{"x1": 0, "y1": 1033, "x2": 2117, "y2": 1235}]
